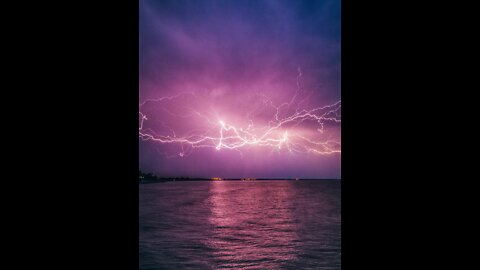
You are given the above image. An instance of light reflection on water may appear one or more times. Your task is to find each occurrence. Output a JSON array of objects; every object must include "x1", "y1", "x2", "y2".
[
  {"x1": 207, "y1": 181, "x2": 300, "y2": 268},
  {"x1": 140, "y1": 180, "x2": 340, "y2": 269}
]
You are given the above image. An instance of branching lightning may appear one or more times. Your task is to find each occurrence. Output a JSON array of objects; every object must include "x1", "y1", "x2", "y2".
[{"x1": 139, "y1": 70, "x2": 340, "y2": 158}]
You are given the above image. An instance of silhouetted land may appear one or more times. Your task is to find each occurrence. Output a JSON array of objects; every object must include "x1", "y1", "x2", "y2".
[{"x1": 139, "y1": 171, "x2": 337, "y2": 183}]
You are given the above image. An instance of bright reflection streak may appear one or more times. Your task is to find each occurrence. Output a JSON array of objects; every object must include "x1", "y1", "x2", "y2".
[{"x1": 206, "y1": 181, "x2": 300, "y2": 268}]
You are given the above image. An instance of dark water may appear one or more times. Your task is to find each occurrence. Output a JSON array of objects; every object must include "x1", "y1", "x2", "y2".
[{"x1": 140, "y1": 180, "x2": 341, "y2": 270}]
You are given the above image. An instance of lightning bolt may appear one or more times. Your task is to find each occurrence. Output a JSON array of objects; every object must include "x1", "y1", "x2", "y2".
[{"x1": 139, "y1": 69, "x2": 340, "y2": 158}]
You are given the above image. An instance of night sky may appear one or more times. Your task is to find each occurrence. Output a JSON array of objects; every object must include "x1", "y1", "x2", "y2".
[{"x1": 139, "y1": 0, "x2": 341, "y2": 179}]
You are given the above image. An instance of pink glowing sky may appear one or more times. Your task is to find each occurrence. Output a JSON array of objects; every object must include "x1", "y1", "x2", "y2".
[{"x1": 139, "y1": 0, "x2": 341, "y2": 179}]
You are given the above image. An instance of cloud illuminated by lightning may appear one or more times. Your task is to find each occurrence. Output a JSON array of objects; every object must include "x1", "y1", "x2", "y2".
[{"x1": 139, "y1": 70, "x2": 340, "y2": 158}]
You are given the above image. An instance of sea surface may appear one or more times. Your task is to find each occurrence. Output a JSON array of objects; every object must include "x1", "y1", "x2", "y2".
[{"x1": 140, "y1": 180, "x2": 341, "y2": 269}]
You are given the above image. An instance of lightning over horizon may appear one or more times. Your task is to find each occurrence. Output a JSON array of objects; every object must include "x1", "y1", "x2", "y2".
[
  {"x1": 140, "y1": 0, "x2": 341, "y2": 178},
  {"x1": 139, "y1": 70, "x2": 340, "y2": 157}
]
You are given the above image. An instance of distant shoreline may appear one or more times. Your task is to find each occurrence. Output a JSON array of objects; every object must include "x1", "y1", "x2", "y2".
[{"x1": 139, "y1": 178, "x2": 341, "y2": 184}]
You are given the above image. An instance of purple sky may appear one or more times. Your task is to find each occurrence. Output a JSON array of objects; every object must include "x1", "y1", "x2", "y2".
[{"x1": 139, "y1": 0, "x2": 341, "y2": 179}]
